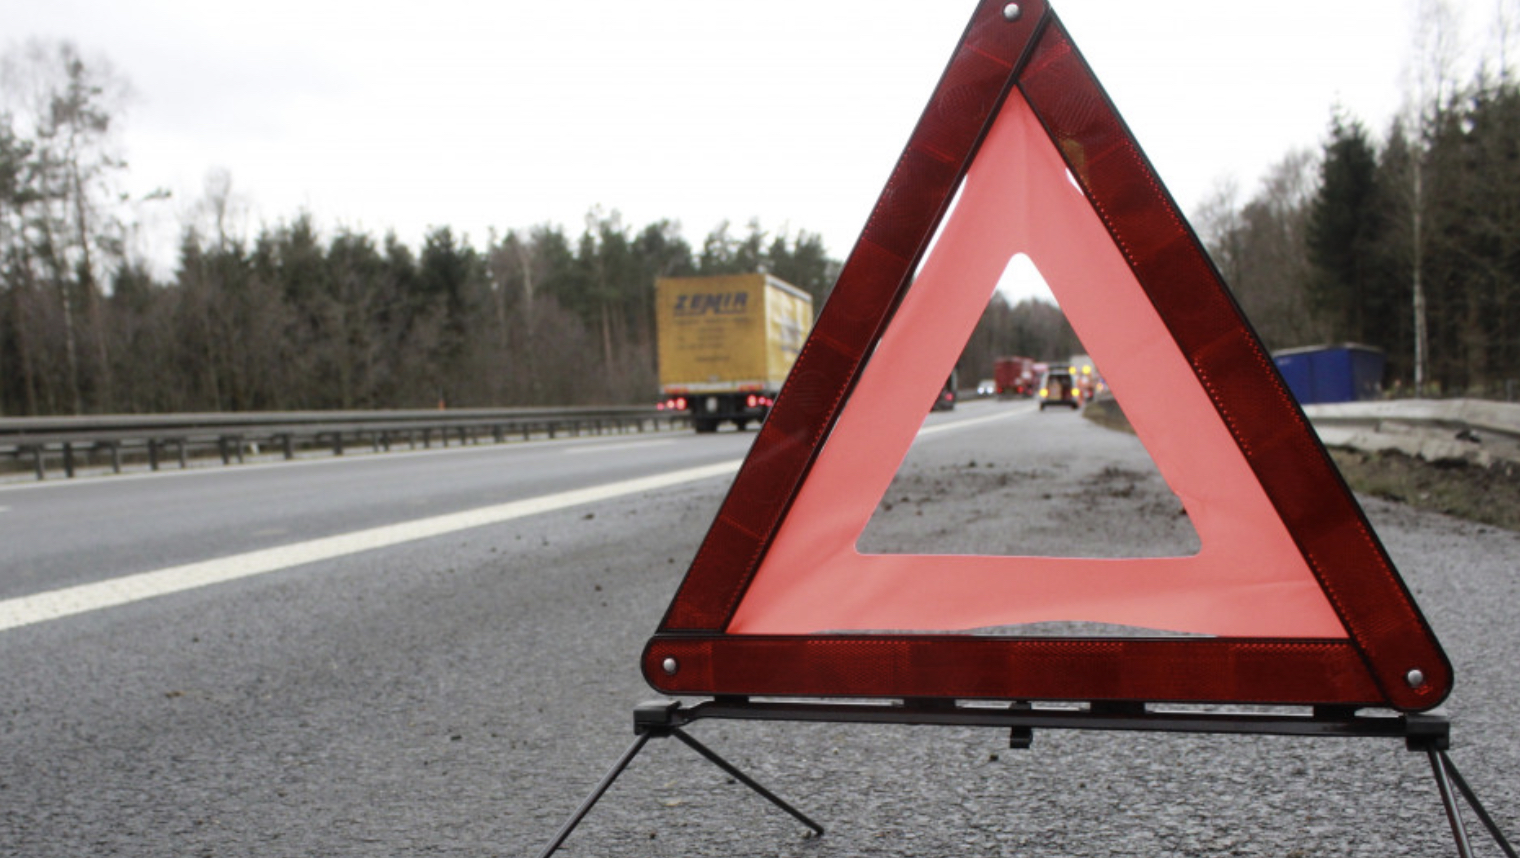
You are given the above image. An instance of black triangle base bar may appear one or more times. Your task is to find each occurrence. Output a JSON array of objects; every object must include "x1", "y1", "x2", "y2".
[{"x1": 535, "y1": 698, "x2": 1516, "y2": 858}]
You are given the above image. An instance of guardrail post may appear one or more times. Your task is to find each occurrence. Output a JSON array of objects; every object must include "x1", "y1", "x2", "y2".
[
  {"x1": 176, "y1": 439, "x2": 187, "y2": 469},
  {"x1": 63, "y1": 442, "x2": 76, "y2": 478},
  {"x1": 148, "y1": 439, "x2": 160, "y2": 471},
  {"x1": 31, "y1": 446, "x2": 44, "y2": 481},
  {"x1": 332, "y1": 431, "x2": 344, "y2": 456},
  {"x1": 106, "y1": 442, "x2": 121, "y2": 474}
]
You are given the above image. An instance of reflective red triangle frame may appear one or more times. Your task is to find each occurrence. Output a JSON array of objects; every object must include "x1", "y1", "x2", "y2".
[{"x1": 642, "y1": 0, "x2": 1451, "y2": 712}]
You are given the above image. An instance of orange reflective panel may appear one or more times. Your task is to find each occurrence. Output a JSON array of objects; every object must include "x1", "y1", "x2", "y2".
[{"x1": 728, "y1": 91, "x2": 1342, "y2": 640}]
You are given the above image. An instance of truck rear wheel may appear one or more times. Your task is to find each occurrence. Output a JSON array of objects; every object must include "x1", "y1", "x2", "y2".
[{"x1": 693, "y1": 418, "x2": 719, "y2": 433}]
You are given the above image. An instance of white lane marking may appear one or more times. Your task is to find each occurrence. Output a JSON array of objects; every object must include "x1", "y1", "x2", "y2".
[
  {"x1": 563, "y1": 439, "x2": 677, "y2": 455},
  {"x1": 916, "y1": 406, "x2": 1036, "y2": 438},
  {"x1": 0, "y1": 459, "x2": 741, "y2": 633}
]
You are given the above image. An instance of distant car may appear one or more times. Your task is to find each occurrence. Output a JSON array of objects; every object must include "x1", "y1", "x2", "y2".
[
  {"x1": 1038, "y1": 368, "x2": 1080, "y2": 410},
  {"x1": 976, "y1": 379, "x2": 996, "y2": 397},
  {"x1": 930, "y1": 386, "x2": 957, "y2": 411}
]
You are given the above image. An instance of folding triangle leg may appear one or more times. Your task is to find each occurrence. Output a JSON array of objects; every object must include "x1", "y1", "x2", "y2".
[
  {"x1": 666, "y1": 728, "x2": 825, "y2": 839},
  {"x1": 534, "y1": 701, "x2": 823, "y2": 858},
  {"x1": 533, "y1": 731, "x2": 652, "y2": 858},
  {"x1": 1425, "y1": 750, "x2": 1518, "y2": 858}
]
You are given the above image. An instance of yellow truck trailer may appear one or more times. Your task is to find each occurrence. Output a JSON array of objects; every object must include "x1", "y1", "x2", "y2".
[{"x1": 655, "y1": 273, "x2": 814, "y2": 433}]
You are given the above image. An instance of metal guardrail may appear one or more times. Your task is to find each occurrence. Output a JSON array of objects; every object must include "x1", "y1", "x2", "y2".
[
  {"x1": 8, "y1": 398, "x2": 1515, "y2": 482},
  {"x1": 1302, "y1": 399, "x2": 1520, "y2": 466},
  {"x1": 0, "y1": 407, "x2": 691, "y2": 481}
]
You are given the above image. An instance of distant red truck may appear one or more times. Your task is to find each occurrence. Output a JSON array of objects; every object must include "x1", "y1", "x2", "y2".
[{"x1": 993, "y1": 356, "x2": 1037, "y2": 397}]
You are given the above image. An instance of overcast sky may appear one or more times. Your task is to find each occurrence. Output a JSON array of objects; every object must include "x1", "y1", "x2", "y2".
[{"x1": 4, "y1": 0, "x2": 1505, "y2": 290}]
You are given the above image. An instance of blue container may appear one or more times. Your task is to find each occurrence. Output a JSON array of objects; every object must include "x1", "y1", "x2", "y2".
[{"x1": 1271, "y1": 344, "x2": 1385, "y2": 404}]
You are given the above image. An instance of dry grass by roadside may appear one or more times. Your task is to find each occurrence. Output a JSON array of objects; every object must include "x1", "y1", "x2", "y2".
[
  {"x1": 1326, "y1": 448, "x2": 1520, "y2": 532},
  {"x1": 1082, "y1": 394, "x2": 1520, "y2": 532}
]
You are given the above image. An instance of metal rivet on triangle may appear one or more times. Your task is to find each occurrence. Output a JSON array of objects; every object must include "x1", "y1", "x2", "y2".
[
  {"x1": 662, "y1": 657, "x2": 679, "y2": 676},
  {"x1": 1002, "y1": 4, "x2": 1022, "y2": 21},
  {"x1": 1406, "y1": 668, "x2": 1425, "y2": 688}
]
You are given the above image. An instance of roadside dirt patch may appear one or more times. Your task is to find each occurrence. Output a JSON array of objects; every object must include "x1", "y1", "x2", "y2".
[{"x1": 1327, "y1": 448, "x2": 1520, "y2": 532}]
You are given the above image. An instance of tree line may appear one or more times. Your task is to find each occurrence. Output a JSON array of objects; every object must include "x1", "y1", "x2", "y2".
[
  {"x1": 1199, "y1": 4, "x2": 1520, "y2": 397},
  {"x1": 0, "y1": 39, "x2": 1080, "y2": 417},
  {"x1": 0, "y1": 41, "x2": 853, "y2": 415},
  {"x1": 7, "y1": 13, "x2": 1519, "y2": 417},
  {"x1": 7, "y1": 199, "x2": 843, "y2": 414}
]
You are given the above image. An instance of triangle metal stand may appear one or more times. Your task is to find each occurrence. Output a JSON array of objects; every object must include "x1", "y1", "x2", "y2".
[
  {"x1": 533, "y1": 700, "x2": 822, "y2": 858},
  {"x1": 536, "y1": 698, "x2": 1515, "y2": 858}
]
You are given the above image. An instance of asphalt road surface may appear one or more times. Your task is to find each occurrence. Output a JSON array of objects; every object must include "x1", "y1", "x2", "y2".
[{"x1": 2, "y1": 400, "x2": 1516, "y2": 857}]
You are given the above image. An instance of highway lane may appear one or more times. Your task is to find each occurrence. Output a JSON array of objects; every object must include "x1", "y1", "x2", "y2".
[
  {"x1": 2, "y1": 398, "x2": 1514, "y2": 857},
  {"x1": 0, "y1": 401, "x2": 1016, "y2": 613},
  {"x1": 0, "y1": 428, "x2": 759, "y2": 604}
]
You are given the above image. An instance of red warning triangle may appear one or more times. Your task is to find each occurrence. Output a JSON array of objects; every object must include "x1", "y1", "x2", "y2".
[{"x1": 643, "y1": 0, "x2": 1450, "y2": 712}]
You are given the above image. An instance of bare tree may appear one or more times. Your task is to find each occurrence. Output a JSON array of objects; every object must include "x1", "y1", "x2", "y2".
[
  {"x1": 1487, "y1": 0, "x2": 1519, "y2": 80},
  {"x1": 1400, "y1": 0, "x2": 1467, "y2": 394},
  {"x1": 198, "y1": 167, "x2": 245, "y2": 252},
  {"x1": 1, "y1": 39, "x2": 132, "y2": 413},
  {"x1": 1197, "y1": 151, "x2": 1325, "y2": 351}
]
